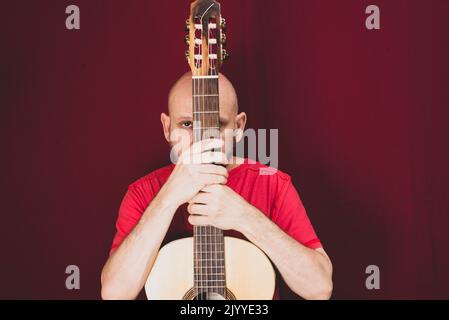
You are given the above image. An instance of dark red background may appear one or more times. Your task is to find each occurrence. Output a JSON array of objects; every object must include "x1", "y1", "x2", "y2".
[{"x1": 1, "y1": 0, "x2": 448, "y2": 299}]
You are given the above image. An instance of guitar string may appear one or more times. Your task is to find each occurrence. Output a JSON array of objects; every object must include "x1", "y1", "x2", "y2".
[
  {"x1": 193, "y1": 41, "x2": 198, "y2": 299},
  {"x1": 208, "y1": 18, "x2": 215, "y2": 299},
  {"x1": 211, "y1": 21, "x2": 223, "y2": 298},
  {"x1": 209, "y1": 23, "x2": 217, "y2": 298},
  {"x1": 211, "y1": 17, "x2": 224, "y2": 299},
  {"x1": 201, "y1": 26, "x2": 207, "y2": 299},
  {"x1": 214, "y1": 23, "x2": 224, "y2": 299},
  {"x1": 194, "y1": 30, "x2": 203, "y2": 299}
]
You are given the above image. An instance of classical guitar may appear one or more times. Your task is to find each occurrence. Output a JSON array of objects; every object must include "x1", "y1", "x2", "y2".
[{"x1": 145, "y1": 0, "x2": 275, "y2": 300}]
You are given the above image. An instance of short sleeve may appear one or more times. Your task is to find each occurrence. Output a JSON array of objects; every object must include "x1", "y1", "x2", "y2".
[
  {"x1": 271, "y1": 177, "x2": 322, "y2": 249},
  {"x1": 109, "y1": 184, "x2": 153, "y2": 254}
]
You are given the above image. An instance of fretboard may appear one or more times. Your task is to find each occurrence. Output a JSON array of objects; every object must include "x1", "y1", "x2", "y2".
[
  {"x1": 192, "y1": 76, "x2": 226, "y2": 299},
  {"x1": 192, "y1": 77, "x2": 220, "y2": 142}
]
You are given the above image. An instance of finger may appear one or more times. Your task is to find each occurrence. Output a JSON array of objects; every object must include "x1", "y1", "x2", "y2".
[
  {"x1": 189, "y1": 192, "x2": 211, "y2": 205},
  {"x1": 178, "y1": 139, "x2": 222, "y2": 163},
  {"x1": 191, "y1": 139, "x2": 224, "y2": 155},
  {"x1": 201, "y1": 184, "x2": 223, "y2": 193},
  {"x1": 199, "y1": 151, "x2": 228, "y2": 165},
  {"x1": 198, "y1": 164, "x2": 228, "y2": 177},
  {"x1": 181, "y1": 150, "x2": 227, "y2": 165},
  {"x1": 188, "y1": 203, "x2": 210, "y2": 216},
  {"x1": 200, "y1": 174, "x2": 227, "y2": 186},
  {"x1": 188, "y1": 214, "x2": 210, "y2": 227}
]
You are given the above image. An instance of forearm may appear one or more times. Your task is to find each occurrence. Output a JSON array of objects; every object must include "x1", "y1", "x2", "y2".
[
  {"x1": 101, "y1": 191, "x2": 178, "y2": 300},
  {"x1": 240, "y1": 209, "x2": 333, "y2": 300}
]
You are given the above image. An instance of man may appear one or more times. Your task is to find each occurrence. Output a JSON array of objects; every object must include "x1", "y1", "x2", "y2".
[{"x1": 101, "y1": 72, "x2": 333, "y2": 300}]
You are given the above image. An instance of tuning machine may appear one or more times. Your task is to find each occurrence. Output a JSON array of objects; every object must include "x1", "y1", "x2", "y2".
[
  {"x1": 220, "y1": 17, "x2": 226, "y2": 32},
  {"x1": 220, "y1": 33, "x2": 227, "y2": 47},
  {"x1": 221, "y1": 49, "x2": 229, "y2": 61}
]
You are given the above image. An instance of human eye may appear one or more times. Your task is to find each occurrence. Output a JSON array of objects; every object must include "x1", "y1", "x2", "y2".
[{"x1": 180, "y1": 121, "x2": 193, "y2": 129}]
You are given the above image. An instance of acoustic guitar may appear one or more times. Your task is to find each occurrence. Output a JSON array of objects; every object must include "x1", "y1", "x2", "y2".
[{"x1": 145, "y1": 0, "x2": 276, "y2": 300}]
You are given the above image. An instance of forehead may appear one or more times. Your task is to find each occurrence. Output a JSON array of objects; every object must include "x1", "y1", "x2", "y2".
[{"x1": 168, "y1": 74, "x2": 237, "y2": 118}]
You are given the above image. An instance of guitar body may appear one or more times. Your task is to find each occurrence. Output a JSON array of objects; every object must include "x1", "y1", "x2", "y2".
[{"x1": 145, "y1": 237, "x2": 276, "y2": 300}]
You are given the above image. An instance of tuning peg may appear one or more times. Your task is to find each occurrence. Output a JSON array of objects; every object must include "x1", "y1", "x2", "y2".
[
  {"x1": 185, "y1": 50, "x2": 190, "y2": 62},
  {"x1": 221, "y1": 33, "x2": 227, "y2": 47},
  {"x1": 185, "y1": 35, "x2": 190, "y2": 45},
  {"x1": 185, "y1": 19, "x2": 190, "y2": 32},
  {"x1": 221, "y1": 49, "x2": 229, "y2": 61},
  {"x1": 220, "y1": 18, "x2": 227, "y2": 32}
]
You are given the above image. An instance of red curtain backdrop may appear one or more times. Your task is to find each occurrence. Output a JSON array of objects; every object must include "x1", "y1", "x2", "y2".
[{"x1": 1, "y1": 0, "x2": 448, "y2": 299}]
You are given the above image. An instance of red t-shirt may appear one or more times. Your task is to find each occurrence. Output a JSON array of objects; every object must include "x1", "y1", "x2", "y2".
[{"x1": 110, "y1": 159, "x2": 322, "y2": 299}]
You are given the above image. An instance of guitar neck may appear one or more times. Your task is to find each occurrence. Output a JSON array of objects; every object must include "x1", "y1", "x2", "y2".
[
  {"x1": 192, "y1": 76, "x2": 220, "y2": 143},
  {"x1": 192, "y1": 75, "x2": 227, "y2": 298}
]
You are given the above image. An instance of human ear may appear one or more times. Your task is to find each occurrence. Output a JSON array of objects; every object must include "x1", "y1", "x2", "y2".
[
  {"x1": 234, "y1": 112, "x2": 247, "y2": 143},
  {"x1": 160, "y1": 113, "x2": 171, "y2": 143}
]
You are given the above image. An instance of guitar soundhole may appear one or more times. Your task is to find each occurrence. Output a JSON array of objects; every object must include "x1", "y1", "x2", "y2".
[{"x1": 183, "y1": 288, "x2": 236, "y2": 300}]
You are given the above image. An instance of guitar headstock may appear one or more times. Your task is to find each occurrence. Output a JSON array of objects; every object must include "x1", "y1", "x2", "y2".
[{"x1": 185, "y1": 0, "x2": 228, "y2": 76}]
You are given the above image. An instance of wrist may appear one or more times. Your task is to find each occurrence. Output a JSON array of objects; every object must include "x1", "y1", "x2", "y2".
[
  {"x1": 155, "y1": 186, "x2": 182, "y2": 212},
  {"x1": 238, "y1": 206, "x2": 264, "y2": 240}
]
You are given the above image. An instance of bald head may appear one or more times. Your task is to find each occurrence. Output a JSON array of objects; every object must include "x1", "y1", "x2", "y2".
[
  {"x1": 161, "y1": 72, "x2": 246, "y2": 160},
  {"x1": 168, "y1": 72, "x2": 239, "y2": 116}
]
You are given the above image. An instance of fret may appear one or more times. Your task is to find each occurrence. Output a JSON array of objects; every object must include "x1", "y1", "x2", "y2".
[
  {"x1": 194, "y1": 232, "x2": 223, "y2": 236},
  {"x1": 193, "y1": 94, "x2": 219, "y2": 97},
  {"x1": 195, "y1": 275, "x2": 226, "y2": 283},
  {"x1": 192, "y1": 75, "x2": 219, "y2": 79},
  {"x1": 194, "y1": 244, "x2": 225, "y2": 247},
  {"x1": 194, "y1": 273, "x2": 224, "y2": 276},
  {"x1": 193, "y1": 127, "x2": 220, "y2": 130},
  {"x1": 195, "y1": 247, "x2": 224, "y2": 250},
  {"x1": 195, "y1": 249, "x2": 225, "y2": 255},
  {"x1": 194, "y1": 235, "x2": 223, "y2": 238},
  {"x1": 195, "y1": 252, "x2": 224, "y2": 254},
  {"x1": 195, "y1": 285, "x2": 226, "y2": 288},
  {"x1": 193, "y1": 96, "x2": 219, "y2": 102},
  {"x1": 197, "y1": 246, "x2": 224, "y2": 249},
  {"x1": 192, "y1": 79, "x2": 219, "y2": 99},
  {"x1": 194, "y1": 267, "x2": 224, "y2": 271},
  {"x1": 193, "y1": 111, "x2": 219, "y2": 115},
  {"x1": 195, "y1": 245, "x2": 224, "y2": 248}
]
